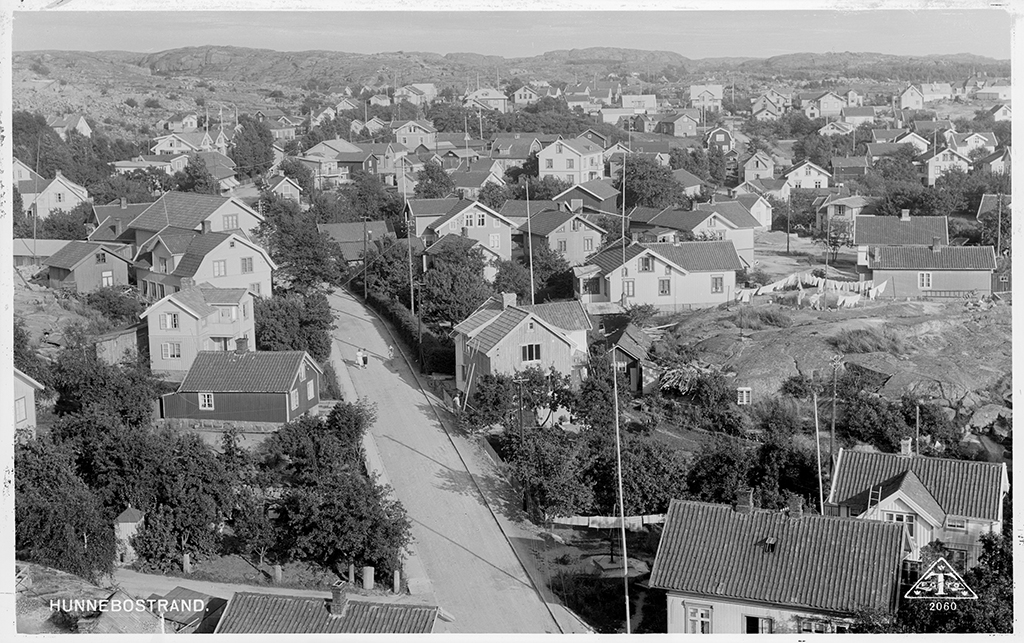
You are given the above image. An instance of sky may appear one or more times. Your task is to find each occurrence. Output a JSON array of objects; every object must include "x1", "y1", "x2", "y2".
[{"x1": 12, "y1": 9, "x2": 1014, "y2": 60}]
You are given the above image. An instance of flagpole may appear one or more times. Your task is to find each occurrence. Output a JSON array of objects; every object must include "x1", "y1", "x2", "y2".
[
  {"x1": 610, "y1": 348, "x2": 631, "y2": 634},
  {"x1": 813, "y1": 391, "x2": 824, "y2": 514},
  {"x1": 526, "y1": 179, "x2": 535, "y2": 305}
]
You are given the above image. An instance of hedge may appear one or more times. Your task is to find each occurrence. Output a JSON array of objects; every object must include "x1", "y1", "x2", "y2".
[{"x1": 359, "y1": 287, "x2": 456, "y2": 375}]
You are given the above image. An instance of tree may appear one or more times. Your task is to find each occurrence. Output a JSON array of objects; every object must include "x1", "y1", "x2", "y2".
[
  {"x1": 254, "y1": 193, "x2": 347, "y2": 293},
  {"x1": 363, "y1": 236, "x2": 419, "y2": 306},
  {"x1": 686, "y1": 440, "x2": 751, "y2": 504},
  {"x1": 492, "y1": 259, "x2": 533, "y2": 304},
  {"x1": 793, "y1": 133, "x2": 833, "y2": 168},
  {"x1": 87, "y1": 168, "x2": 171, "y2": 205},
  {"x1": 15, "y1": 438, "x2": 117, "y2": 583},
  {"x1": 336, "y1": 170, "x2": 405, "y2": 224},
  {"x1": 529, "y1": 243, "x2": 574, "y2": 301},
  {"x1": 229, "y1": 115, "x2": 275, "y2": 179},
  {"x1": 419, "y1": 247, "x2": 492, "y2": 326},
  {"x1": 815, "y1": 217, "x2": 853, "y2": 262},
  {"x1": 842, "y1": 393, "x2": 910, "y2": 451},
  {"x1": 14, "y1": 317, "x2": 51, "y2": 392},
  {"x1": 173, "y1": 154, "x2": 218, "y2": 194},
  {"x1": 230, "y1": 491, "x2": 281, "y2": 567},
  {"x1": 477, "y1": 182, "x2": 512, "y2": 210},
  {"x1": 681, "y1": 147, "x2": 711, "y2": 181},
  {"x1": 278, "y1": 157, "x2": 316, "y2": 196},
  {"x1": 86, "y1": 286, "x2": 144, "y2": 326},
  {"x1": 502, "y1": 424, "x2": 595, "y2": 519},
  {"x1": 413, "y1": 161, "x2": 455, "y2": 199},
  {"x1": 707, "y1": 145, "x2": 726, "y2": 184},
  {"x1": 587, "y1": 433, "x2": 690, "y2": 515},
  {"x1": 253, "y1": 291, "x2": 335, "y2": 362},
  {"x1": 507, "y1": 174, "x2": 571, "y2": 201},
  {"x1": 38, "y1": 203, "x2": 91, "y2": 240},
  {"x1": 614, "y1": 154, "x2": 684, "y2": 209}
]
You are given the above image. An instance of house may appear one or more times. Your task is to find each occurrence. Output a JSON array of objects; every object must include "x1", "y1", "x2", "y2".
[
  {"x1": 620, "y1": 94, "x2": 657, "y2": 112},
  {"x1": 537, "y1": 138, "x2": 604, "y2": 184},
  {"x1": 656, "y1": 111, "x2": 700, "y2": 138},
  {"x1": 44, "y1": 241, "x2": 131, "y2": 294},
  {"x1": 733, "y1": 193, "x2": 773, "y2": 230},
  {"x1": 553, "y1": 178, "x2": 620, "y2": 214},
  {"x1": 453, "y1": 294, "x2": 592, "y2": 396},
  {"x1": 804, "y1": 91, "x2": 846, "y2": 118},
  {"x1": 732, "y1": 177, "x2": 792, "y2": 203},
  {"x1": 844, "y1": 89, "x2": 864, "y2": 106},
  {"x1": 12, "y1": 238, "x2": 71, "y2": 267},
  {"x1": 14, "y1": 368, "x2": 45, "y2": 441},
  {"x1": 392, "y1": 120, "x2": 437, "y2": 150},
  {"x1": 331, "y1": 150, "x2": 378, "y2": 181},
  {"x1": 355, "y1": 116, "x2": 388, "y2": 135},
  {"x1": 124, "y1": 191, "x2": 264, "y2": 251},
  {"x1": 671, "y1": 168, "x2": 706, "y2": 198},
  {"x1": 830, "y1": 156, "x2": 871, "y2": 180},
  {"x1": 464, "y1": 88, "x2": 510, "y2": 113},
  {"x1": 607, "y1": 323, "x2": 660, "y2": 394},
  {"x1": 946, "y1": 131, "x2": 997, "y2": 158},
  {"x1": 975, "y1": 85, "x2": 1011, "y2": 101},
  {"x1": 147, "y1": 586, "x2": 227, "y2": 634},
  {"x1": 334, "y1": 97, "x2": 360, "y2": 112},
  {"x1": 578, "y1": 128, "x2": 609, "y2": 149},
  {"x1": 865, "y1": 242, "x2": 997, "y2": 298},
  {"x1": 451, "y1": 170, "x2": 505, "y2": 200},
  {"x1": 827, "y1": 447, "x2": 1009, "y2": 570},
  {"x1": 817, "y1": 121, "x2": 856, "y2": 137},
  {"x1": 852, "y1": 211, "x2": 947, "y2": 273},
  {"x1": 17, "y1": 169, "x2": 90, "y2": 220},
  {"x1": 899, "y1": 85, "x2": 925, "y2": 111},
  {"x1": 197, "y1": 150, "x2": 240, "y2": 193},
  {"x1": 689, "y1": 84, "x2": 724, "y2": 112},
  {"x1": 161, "y1": 346, "x2": 323, "y2": 423},
  {"x1": 253, "y1": 108, "x2": 288, "y2": 123},
  {"x1": 93, "y1": 322, "x2": 146, "y2": 366},
  {"x1": 574, "y1": 239, "x2": 742, "y2": 312},
  {"x1": 519, "y1": 209, "x2": 606, "y2": 266},
  {"x1": 214, "y1": 589, "x2": 438, "y2": 634},
  {"x1": 405, "y1": 198, "x2": 515, "y2": 260},
  {"x1": 113, "y1": 506, "x2": 144, "y2": 567},
  {"x1": 309, "y1": 106, "x2": 336, "y2": 128},
  {"x1": 111, "y1": 153, "x2": 190, "y2": 176},
  {"x1": 497, "y1": 199, "x2": 560, "y2": 228},
  {"x1": 296, "y1": 155, "x2": 342, "y2": 189},
  {"x1": 150, "y1": 131, "x2": 215, "y2": 155},
  {"x1": 513, "y1": 84, "x2": 542, "y2": 106},
  {"x1": 840, "y1": 106, "x2": 876, "y2": 126},
  {"x1": 649, "y1": 496, "x2": 909, "y2": 634},
  {"x1": 368, "y1": 94, "x2": 391, "y2": 107},
  {"x1": 975, "y1": 147, "x2": 1011, "y2": 175},
  {"x1": 165, "y1": 112, "x2": 199, "y2": 132},
  {"x1": 703, "y1": 126, "x2": 734, "y2": 153},
  {"x1": 421, "y1": 234, "x2": 502, "y2": 282},
  {"x1": 742, "y1": 151, "x2": 775, "y2": 184},
  {"x1": 865, "y1": 142, "x2": 913, "y2": 162},
  {"x1": 305, "y1": 137, "x2": 363, "y2": 158},
  {"x1": 986, "y1": 103, "x2": 1011, "y2": 122},
  {"x1": 141, "y1": 285, "x2": 255, "y2": 376},
  {"x1": 976, "y1": 194, "x2": 1011, "y2": 222},
  {"x1": 318, "y1": 220, "x2": 392, "y2": 265},
  {"x1": 89, "y1": 199, "x2": 155, "y2": 250},
  {"x1": 892, "y1": 131, "x2": 931, "y2": 155},
  {"x1": 913, "y1": 120, "x2": 954, "y2": 138},
  {"x1": 135, "y1": 230, "x2": 275, "y2": 300},
  {"x1": 437, "y1": 132, "x2": 487, "y2": 153},
  {"x1": 267, "y1": 174, "x2": 303, "y2": 202},
  {"x1": 919, "y1": 83, "x2": 953, "y2": 102},
  {"x1": 489, "y1": 136, "x2": 543, "y2": 172},
  {"x1": 752, "y1": 102, "x2": 784, "y2": 122},
  {"x1": 871, "y1": 128, "x2": 909, "y2": 143},
  {"x1": 46, "y1": 114, "x2": 92, "y2": 140},
  {"x1": 691, "y1": 201, "x2": 761, "y2": 264},
  {"x1": 782, "y1": 160, "x2": 831, "y2": 190},
  {"x1": 915, "y1": 147, "x2": 971, "y2": 187},
  {"x1": 815, "y1": 196, "x2": 883, "y2": 234}
]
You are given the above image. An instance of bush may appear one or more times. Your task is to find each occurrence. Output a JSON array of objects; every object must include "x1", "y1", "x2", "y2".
[
  {"x1": 31, "y1": 61, "x2": 50, "y2": 76},
  {"x1": 738, "y1": 267, "x2": 772, "y2": 286},
  {"x1": 124, "y1": 98, "x2": 138, "y2": 108},
  {"x1": 829, "y1": 327, "x2": 904, "y2": 354},
  {"x1": 320, "y1": 361, "x2": 344, "y2": 401},
  {"x1": 625, "y1": 303, "x2": 658, "y2": 327},
  {"x1": 85, "y1": 287, "x2": 143, "y2": 326},
  {"x1": 167, "y1": 93, "x2": 179, "y2": 100},
  {"x1": 269, "y1": 90, "x2": 285, "y2": 98},
  {"x1": 362, "y1": 287, "x2": 455, "y2": 375},
  {"x1": 733, "y1": 307, "x2": 793, "y2": 330},
  {"x1": 194, "y1": 97, "x2": 205, "y2": 107},
  {"x1": 144, "y1": 98, "x2": 161, "y2": 109}
]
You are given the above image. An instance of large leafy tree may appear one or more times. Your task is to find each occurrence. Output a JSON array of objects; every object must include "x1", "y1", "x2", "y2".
[
  {"x1": 87, "y1": 168, "x2": 171, "y2": 205},
  {"x1": 419, "y1": 245, "x2": 492, "y2": 326},
  {"x1": 173, "y1": 154, "x2": 219, "y2": 194},
  {"x1": 363, "y1": 235, "x2": 419, "y2": 306},
  {"x1": 230, "y1": 115, "x2": 275, "y2": 179},
  {"x1": 492, "y1": 259, "x2": 533, "y2": 305},
  {"x1": 502, "y1": 424, "x2": 595, "y2": 519},
  {"x1": 686, "y1": 439, "x2": 751, "y2": 504},
  {"x1": 253, "y1": 291, "x2": 335, "y2": 362},
  {"x1": 278, "y1": 157, "x2": 316, "y2": 196},
  {"x1": 707, "y1": 145, "x2": 727, "y2": 185},
  {"x1": 413, "y1": 161, "x2": 455, "y2": 198},
  {"x1": 507, "y1": 175, "x2": 572, "y2": 201},
  {"x1": 39, "y1": 203, "x2": 93, "y2": 240},
  {"x1": 254, "y1": 192, "x2": 347, "y2": 294},
  {"x1": 336, "y1": 170, "x2": 405, "y2": 224},
  {"x1": 477, "y1": 182, "x2": 512, "y2": 210}
]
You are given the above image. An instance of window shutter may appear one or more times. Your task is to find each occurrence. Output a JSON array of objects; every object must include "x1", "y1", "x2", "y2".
[{"x1": 522, "y1": 345, "x2": 528, "y2": 361}]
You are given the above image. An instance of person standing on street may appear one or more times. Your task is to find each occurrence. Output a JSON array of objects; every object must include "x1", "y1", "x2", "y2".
[
  {"x1": 361, "y1": 349, "x2": 369, "y2": 369},
  {"x1": 356, "y1": 348, "x2": 365, "y2": 370},
  {"x1": 387, "y1": 344, "x2": 395, "y2": 362}
]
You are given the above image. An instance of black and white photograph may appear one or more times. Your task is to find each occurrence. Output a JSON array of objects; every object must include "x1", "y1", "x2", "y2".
[{"x1": 4, "y1": 2, "x2": 1016, "y2": 637}]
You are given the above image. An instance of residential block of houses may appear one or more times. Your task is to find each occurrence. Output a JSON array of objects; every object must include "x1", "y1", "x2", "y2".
[
  {"x1": 519, "y1": 210, "x2": 606, "y2": 266},
  {"x1": 392, "y1": 120, "x2": 438, "y2": 150},
  {"x1": 47, "y1": 114, "x2": 93, "y2": 140},
  {"x1": 742, "y1": 151, "x2": 775, "y2": 183},
  {"x1": 703, "y1": 126, "x2": 734, "y2": 153},
  {"x1": 140, "y1": 285, "x2": 255, "y2": 376},
  {"x1": 15, "y1": 163, "x2": 90, "y2": 220},
  {"x1": 865, "y1": 242, "x2": 997, "y2": 298},
  {"x1": 782, "y1": 160, "x2": 832, "y2": 190},
  {"x1": 852, "y1": 211, "x2": 947, "y2": 273},
  {"x1": 915, "y1": 147, "x2": 972, "y2": 186},
  {"x1": 899, "y1": 85, "x2": 925, "y2": 111},
  {"x1": 123, "y1": 191, "x2": 265, "y2": 252},
  {"x1": 44, "y1": 241, "x2": 131, "y2": 294},
  {"x1": 553, "y1": 178, "x2": 620, "y2": 215},
  {"x1": 537, "y1": 138, "x2": 604, "y2": 184},
  {"x1": 689, "y1": 84, "x2": 724, "y2": 112},
  {"x1": 405, "y1": 198, "x2": 515, "y2": 260}
]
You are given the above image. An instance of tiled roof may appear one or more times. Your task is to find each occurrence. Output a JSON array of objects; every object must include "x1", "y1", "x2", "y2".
[
  {"x1": 671, "y1": 168, "x2": 704, "y2": 189},
  {"x1": 976, "y1": 194, "x2": 1011, "y2": 220},
  {"x1": 871, "y1": 128, "x2": 908, "y2": 142},
  {"x1": 587, "y1": 240, "x2": 646, "y2": 277},
  {"x1": 160, "y1": 231, "x2": 200, "y2": 254},
  {"x1": 318, "y1": 221, "x2": 389, "y2": 248},
  {"x1": 917, "y1": 147, "x2": 971, "y2": 163},
  {"x1": 198, "y1": 287, "x2": 248, "y2": 305},
  {"x1": 407, "y1": 198, "x2": 462, "y2": 217},
  {"x1": 197, "y1": 150, "x2": 235, "y2": 169},
  {"x1": 913, "y1": 120, "x2": 953, "y2": 133},
  {"x1": 520, "y1": 300, "x2": 592, "y2": 332},
  {"x1": 519, "y1": 210, "x2": 574, "y2": 236},
  {"x1": 569, "y1": 178, "x2": 620, "y2": 201},
  {"x1": 782, "y1": 160, "x2": 832, "y2": 178},
  {"x1": 831, "y1": 156, "x2": 871, "y2": 168},
  {"x1": 975, "y1": 148, "x2": 1010, "y2": 166},
  {"x1": 164, "y1": 232, "x2": 233, "y2": 278},
  {"x1": 734, "y1": 194, "x2": 765, "y2": 213},
  {"x1": 876, "y1": 469, "x2": 945, "y2": 524},
  {"x1": 423, "y1": 234, "x2": 480, "y2": 256},
  {"x1": 12, "y1": 238, "x2": 72, "y2": 257},
  {"x1": 427, "y1": 199, "x2": 483, "y2": 230},
  {"x1": 498, "y1": 200, "x2": 560, "y2": 219},
  {"x1": 868, "y1": 242, "x2": 995, "y2": 270},
  {"x1": 129, "y1": 192, "x2": 233, "y2": 233},
  {"x1": 167, "y1": 287, "x2": 217, "y2": 318},
  {"x1": 490, "y1": 137, "x2": 539, "y2": 159},
  {"x1": 628, "y1": 206, "x2": 667, "y2": 224},
  {"x1": 561, "y1": 137, "x2": 603, "y2": 156},
  {"x1": 828, "y1": 449, "x2": 1007, "y2": 521},
  {"x1": 694, "y1": 201, "x2": 762, "y2": 229},
  {"x1": 453, "y1": 297, "x2": 504, "y2": 335},
  {"x1": 643, "y1": 208, "x2": 709, "y2": 232},
  {"x1": 45, "y1": 241, "x2": 126, "y2": 270},
  {"x1": 178, "y1": 351, "x2": 312, "y2": 393},
  {"x1": 609, "y1": 322, "x2": 653, "y2": 361},
  {"x1": 87, "y1": 590, "x2": 163, "y2": 634},
  {"x1": 451, "y1": 171, "x2": 498, "y2": 189},
  {"x1": 468, "y1": 307, "x2": 531, "y2": 353},
  {"x1": 853, "y1": 215, "x2": 948, "y2": 246},
  {"x1": 865, "y1": 143, "x2": 909, "y2": 157},
  {"x1": 649, "y1": 500, "x2": 907, "y2": 614},
  {"x1": 215, "y1": 592, "x2": 436, "y2": 634},
  {"x1": 842, "y1": 107, "x2": 877, "y2": 117},
  {"x1": 115, "y1": 506, "x2": 144, "y2": 523},
  {"x1": 645, "y1": 241, "x2": 744, "y2": 272},
  {"x1": 156, "y1": 586, "x2": 224, "y2": 627}
]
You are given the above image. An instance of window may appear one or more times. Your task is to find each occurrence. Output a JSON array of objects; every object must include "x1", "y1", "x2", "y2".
[
  {"x1": 461, "y1": 364, "x2": 469, "y2": 381},
  {"x1": 489, "y1": 234, "x2": 500, "y2": 249},
  {"x1": 707, "y1": 217, "x2": 716, "y2": 227},
  {"x1": 95, "y1": 253, "x2": 106, "y2": 264},
  {"x1": 241, "y1": 257, "x2": 254, "y2": 273},
  {"x1": 835, "y1": 205, "x2": 847, "y2": 217},
  {"x1": 556, "y1": 144, "x2": 563, "y2": 154},
  {"x1": 687, "y1": 606, "x2": 712, "y2": 634},
  {"x1": 521, "y1": 344, "x2": 541, "y2": 362},
  {"x1": 402, "y1": 137, "x2": 407, "y2": 145},
  {"x1": 450, "y1": 220, "x2": 458, "y2": 231},
  {"x1": 557, "y1": 239, "x2": 567, "y2": 252},
  {"x1": 213, "y1": 260, "x2": 227, "y2": 277},
  {"x1": 639, "y1": 256, "x2": 654, "y2": 272},
  {"x1": 218, "y1": 306, "x2": 236, "y2": 323},
  {"x1": 805, "y1": 168, "x2": 812, "y2": 176},
  {"x1": 250, "y1": 282, "x2": 261, "y2": 296},
  {"x1": 158, "y1": 257, "x2": 168, "y2": 273},
  {"x1": 161, "y1": 342, "x2": 182, "y2": 359},
  {"x1": 800, "y1": 620, "x2": 829, "y2": 634},
  {"x1": 716, "y1": 134, "x2": 724, "y2": 142},
  {"x1": 744, "y1": 616, "x2": 773, "y2": 634},
  {"x1": 545, "y1": 158, "x2": 553, "y2": 169},
  {"x1": 56, "y1": 193, "x2": 64, "y2": 203},
  {"x1": 15, "y1": 397, "x2": 27, "y2": 423},
  {"x1": 711, "y1": 275, "x2": 724, "y2": 293},
  {"x1": 583, "y1": 237, "x2": 594, "y2": 252},
  {"x1": 160, "y1": 313, "x2": 179, "y2": 330},
  {"x1": 815, "y1": 180, "x2": 822, "y2": 188},
  {"x1": 884, "y1": 512, "x2": 916, "y2": 538},
  {"x1": 463, "y1": 213, "x2": 473, "y2": 227},
  {"x1": 141, "y1": 281, "x2": 149, "y2": 297},
  {"x1": 623, "y1": 280, "x2": 635, "y2": 297},
  {"x1": 290, "y1": 389, "x2": 299, "y2": 410},
  {"x1": 948, "y1": 547, "x2": 968, "y2": 571},
  {"x1": 658, "y1": 278, "x2": 671, "y2": 296},
  {"x1": 477, "y1": 212, "x2": 486, "y2": 227},
  {"x1": 223, "y1": 214, "x2": 238, "y2": 229},
  {"x1": 566, "y1": 158, "x2": 574, "y2": 169},
  {"x1": 737, "y1": 387, "x2": 752, "y2": 405},
  {"x1": 946, "y1": 517, "x2": 967, "y2": 530},
  {"x1": 493, "y1": 217, "x2": 500, "y2": 228},
  {"x1": 665, "y1": 264, "x2": 672, "y2": 275},
  {"x1": 242, "y1": 302, "x2": 249, "y2": 319},
  {"x1": 101, "y1": 271, "x2": 113, "y2": 287},
  {"x1": 307, "y1": 379, "x2": 315, "y2": 400},
  {"x1": 199, "y1": 393, "x2": 214, "y2": 410},
  {"x1": 158, "y1": 284, "x2": 165, "y2": 298},
  {"x1": 917, "y1": 272, "x2": 933, "y2": 289}
]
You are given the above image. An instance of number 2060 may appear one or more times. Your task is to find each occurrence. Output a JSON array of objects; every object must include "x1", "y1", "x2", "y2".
[{"x1": 928, "y1": 601, "x2": 958, "y2": 611}]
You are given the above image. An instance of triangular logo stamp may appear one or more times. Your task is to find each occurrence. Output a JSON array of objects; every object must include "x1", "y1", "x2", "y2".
[{"x1": 904, "y1": 557, "x2": 978, "y2": 599}]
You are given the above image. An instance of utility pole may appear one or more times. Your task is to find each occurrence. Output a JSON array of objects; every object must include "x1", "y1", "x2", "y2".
[
  {"x1": 813, "y1": 391, "x2": 824, "y2": 515},
  {"x1": 363, "y1": 216, "x2": 369, "y2": 299},
  {"x1": 609, "y1": 347, "x2": 632, "y2": 634},
  {"x1": 996, "y1": 192, "x2": 1003, "y2": 255},
  {"x1": 526, "y1": 180, "x2": 536, "y2": 304},
  {"x1": 915, "y1": 402, "x2": 921, "y2": 456},
  {"x1": 829, "y1": 354, "x2": 843, "y2": 473}
]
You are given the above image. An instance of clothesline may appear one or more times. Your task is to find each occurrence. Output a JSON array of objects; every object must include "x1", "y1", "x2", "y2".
[{"x1": 735, "y1": 270, "x2": 889, "y2": 307}]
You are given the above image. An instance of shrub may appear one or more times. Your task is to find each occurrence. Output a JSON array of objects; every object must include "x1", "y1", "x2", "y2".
[
  {"x1": 59, "y1": 79, "x2": 68, "y2": 87},
  {"x1": 733, "y1": 307, "x2": 793, "y2": 330},
  {"x1": 30, "y1": 61, "x2": 50, "y2": 76},
  {"x1": 738, "y1": 267, "x2": 772, "y2": 286},
  {"x1": 269, "y1": 90, "x2": 285, "y2": 98},
  {"x1": 144, "y1": 98, "x2": 161, "y2": 109},
  {"x1": 195, "y1": 97, "x2": 205, "y2": 107},
  {"x1": 320, "y1": 361, "x2": 344, "y2": 401},
  {"x1": 362, "y1": 287, "x2": 455, "y2": 375},
  {"x1": 85, "y1": 287, "x2": 143, "y2": 326},
  {"x1": 811, "y1": 268, "x2": 827, "y2": 279},
  {"x1": 625, "y1": 303, "x2": 658, "y2": 327},
  {"x1": 167, "y1": 92, "x2": 179, "y2": 100},
  {"x1": 829, "y1": 326, "x2": 904, "y2": 354},
  {"x1": 124, "y1": 98, "x2": 138, "y2": 108}
]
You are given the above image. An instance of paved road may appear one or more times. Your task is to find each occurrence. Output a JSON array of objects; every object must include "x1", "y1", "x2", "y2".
[{"x1": 327, "y1": 289, "x2": 566, "y2": 634}]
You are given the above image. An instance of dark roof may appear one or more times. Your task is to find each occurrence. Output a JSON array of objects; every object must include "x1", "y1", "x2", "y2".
[
  {"x1": 156, "y1": 586, "x2": 225, "y2": 628},
  {"x1": 695, "y1": 201, "x2": 762, "y2": 229},
  {"x1": 498, "y1": 200, "x2": 560, "y2": 220},
  {"x1": 423, "y1": 233, "x2": 480, "y2": 255},
  {"x1": 628, "y1": 206, "x2": 667, "y2": 224},
  {"x1": 453, "y1": 297, "x2": 504, "y2": 335},
  {"x1": 587, "y1": 240, "x2": 646, "y2": 277},
  {"x1": 977, "y1": 194, "x2": 1011, "y2": 220},
  {"x1": 854, "y1": 216, "x2": 949, "y2": 246},
  {"x1": 427, "y1": 199, "x2": 487, "y2": 230},
  {"x1": 649, "y1": 500, "x2": 907, "y2": 614},
  {"x1": 519, "y1": 210, "x2": 577, "y2": 236},
  {"x1": 643, "y1": 208, "x2": 710, "y2": 232},
  {"x1": 867, "y1": 245, "x2": 996, "y2": 271},
  {"x1": 842, "y1": 107, "x2": 877, "y2": 117},
  {"x1": 178, "y1": 351, "x2": 316, "y2": 393},
  {"x1": 215, "y1": 592, "x2": 436, "y2": 634},
  {"x1": 521, "y1": 300, "x2": 592, "y2": 332},
  {"x1": 197, "y1": 286, "x2": 248, "y2": 305},
  {"x1": 451, "y1": 171, "x2": 498, "y2": 189},
  {"x1": 829, "y1": 449, "x2": 1007, "y2": 521},
  {"x1": 871, "y1": 128, "x2": 908, "y2": 142},
  {"x1": 609, "y1": 323, "x2": 653, "y2": 361},
  {"x1": 734, "y1": 194, "x2": 766, "y2": 212},
  {"x1": 129, "y1": 192, "x2": 237, "y2": 233},
  {"x1": 166, "y1": 287, "x2": 216, "y2": 318},
  {"x1": 407, "y1": 197, "x2": 462, "y2": 217},
  {"x1": 645, "y1": 241, "x2": 744, "y2": 272},
  {"x1": 671, "y1": 168, "x2": 704, "y2": 189},
  {"x1": 865, "y1": 142, "x2": 909, "y2": 157},
  {"x1": 318, "y1": 221, "x2": 389, "y2": 245},
  {"x1": 44, "y1": 241, "x2": 129, "y2": 270},
  {"x1": 831, "y1": 156, "x2": 871, "y2": 168},
  {"x1": 876, "y1": 469, "x2": 946, "y2": 524},
  {"x1": 468, "y1": 307, "x2": 531, "y2": 353},
  {"x1": 115, "y1": 506, "x2": 144, "y2": 523},
  {"x1": 169, "y1": 232, "x2": 235, "y2": 278},
  {"x1": 562, "y1": 178, "x2": 619, "y2": 201}
]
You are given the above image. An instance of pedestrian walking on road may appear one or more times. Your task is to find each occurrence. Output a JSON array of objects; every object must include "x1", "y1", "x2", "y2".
[
  {"x1": 361, "y1": 349, "x2": 369, "y2": 369},
  {"x1": 387, "y1": 344, "x2": 395, "y2": 361},
  {"x1": 356, "y1": 348, "x2": 365, "y2": 369}
]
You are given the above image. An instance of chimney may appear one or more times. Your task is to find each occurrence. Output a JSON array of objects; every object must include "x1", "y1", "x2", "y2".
[
  {"x1": 900, "y1": 209, "x2": 911, "y2": 221},
  {"x1": 120, "y1": 197, "x2": 128, "y2": 209},
  {"x1": 735, "y1": 488, "x2": 753, "y2": 514},
  {"x1": 788, "y1": 495, "x2": 804, "y2": 519},
  {"x1": 328, "y1": 585, "x2": 349, "y2": 617},
  {"x1": 899, "y1": 436, "x2": 913, "y2": 456},
  {"x1": 54, "y1": 169, "x2": 63, "y2": 178},
  {"x1": 202, "y1": 221, "x2": 212, "y2": 233},
  {"x1": 235, "y1": 337, "x2": 249, "y2": 353},
  {"x1": 461, "y1": 226, "x2": 469, "y2": 237},
  {"x1": 872, "y1": 247, "x2": 881, "y2": 262},
  {"x1": 931, "y1": 236, "x2": 942, "y2": 253},
  {"x1": 180, "y1": 277, "x2": 195, "y2": 289},
  {"x1": 501, "y1": 292, "x2": 517, "y2": 309}
]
